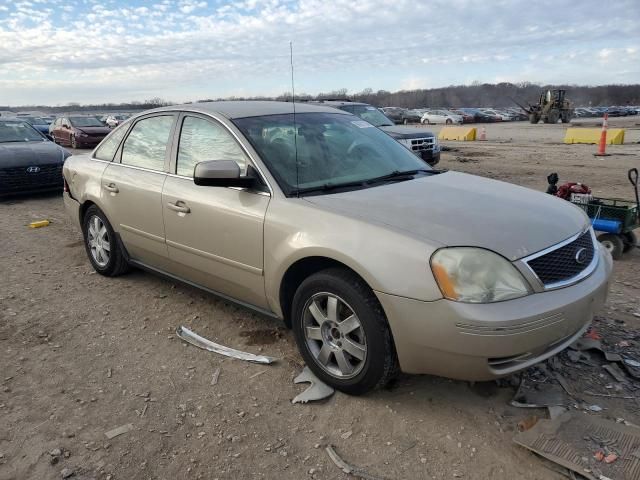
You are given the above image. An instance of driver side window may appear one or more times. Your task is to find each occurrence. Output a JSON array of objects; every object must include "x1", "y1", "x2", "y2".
[{"x1": 177, "y1": 116, "x2": 248, "y2": 177}]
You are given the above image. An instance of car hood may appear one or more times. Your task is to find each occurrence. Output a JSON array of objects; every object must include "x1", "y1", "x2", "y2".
[
  {"x1": 76, "y1": 126, "x2": 111, "y2": 134},
  {"x1": 303, "y1": 171, "x2": 589, "y2": 261},
  {"x1": 380, "y1": 125, "x2": 435, "y2": 139},
  {"x1": 0, "y1": 141, "x2": 69, "y2": 167}
]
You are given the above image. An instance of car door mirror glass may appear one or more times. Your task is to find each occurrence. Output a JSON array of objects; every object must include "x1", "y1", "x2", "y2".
[{"x1": 193, "y1": 160, "x2": 254, "y2": 188}]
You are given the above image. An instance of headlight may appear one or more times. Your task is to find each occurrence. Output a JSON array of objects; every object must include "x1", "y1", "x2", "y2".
[{"x1": 430, "y1": 248, "x2": 531, "y2": 303}]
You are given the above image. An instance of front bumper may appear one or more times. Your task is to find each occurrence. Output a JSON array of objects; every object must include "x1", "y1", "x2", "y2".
[
  {"x1": 75, "y1": 137, "x2": 104, "y2": 148},
  {"x1": 376, "y1": 248, "x2": 612, "y2": 381},
  {"x1": 420, "y1": 149, "x2": 440, "y2": 167}
]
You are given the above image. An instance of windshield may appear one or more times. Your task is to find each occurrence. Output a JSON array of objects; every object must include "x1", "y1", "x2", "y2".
[
  {"x1": 234, "y1": 112, "x2": 429, "y2": 196},
  {"x1": 0, "y1": 121, "x2": 45, "y2": 143},
  {"x1": 70, "y1": 116, "x2": 104, "y2": 127},
  {"x1": 340, "y1": 105, "x2": 394, "y2": 127},
  {"x1": 23, "y1": 116, "x2": 46, "y2": 124}
]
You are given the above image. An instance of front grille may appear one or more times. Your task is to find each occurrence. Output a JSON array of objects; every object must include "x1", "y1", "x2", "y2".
[
  {"x1": 408, "y1": 137, "x2": 435, "y2": 152},
  {"x1": 0, "y1": 163, "x2": 62, "y2": 192},
  {"x1": 526, "y1": 231, "x2": 595, "y2": 286}
]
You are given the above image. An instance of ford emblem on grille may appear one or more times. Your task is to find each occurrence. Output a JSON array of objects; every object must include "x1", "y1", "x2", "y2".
[
  {"x1": 574, "y1": 247, "x2": 588, "y2": 265},
  {"x1": 26, "y1": 166, "x2": 41, "y2": 173}
]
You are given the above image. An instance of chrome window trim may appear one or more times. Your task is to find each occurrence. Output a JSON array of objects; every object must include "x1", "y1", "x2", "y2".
[
  {"x1": 173, "y1": 110, "x2": 275, "y2": 197},
  {"x1": 518, "y1": 227, "x2": 599, "y2": 291}
]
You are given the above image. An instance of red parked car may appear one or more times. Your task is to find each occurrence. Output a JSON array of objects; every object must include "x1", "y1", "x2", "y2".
[
  {"x1": 51, "y1": 116, "x2": 111, "y2": 149},
  {"x1": 450, "y1": 110, "x2": 475, "y2": 124}
]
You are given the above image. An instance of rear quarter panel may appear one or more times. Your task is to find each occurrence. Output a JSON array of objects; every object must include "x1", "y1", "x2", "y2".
[{"x1": 63, "y1": 155, "x2": 109, "y2": 225}]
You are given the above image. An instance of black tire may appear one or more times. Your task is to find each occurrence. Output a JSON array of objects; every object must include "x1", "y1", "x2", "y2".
[
  {"x1": 529, "y1": 114, "x2": 538, "y2": 124},
  {"x1": 622, "y1": 231, "x2": 637, "y2": 253},
  {"x1": 82, "y1": 205, "x2": 130, "y2": 276},
  {"x1": 547, "y1": 110, "x2": 559, "y2": 124},
  {"x1": 445, "y1": 118, "x2": 453, "y2": 125},
  {"x1": 597, "y1": 233, "x2": 625, "y2": 260},
  {"x1": 291, "y1": 268, "x2": 399, "y2": 395}
]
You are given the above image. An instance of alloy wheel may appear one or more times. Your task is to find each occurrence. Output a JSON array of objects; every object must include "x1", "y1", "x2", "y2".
[
  {"x1": 302, "y1": 292, "x2": 367, "y2": 379},
  {"x1": 87, "y1": 215, "x2": 111, "y2": 267}
]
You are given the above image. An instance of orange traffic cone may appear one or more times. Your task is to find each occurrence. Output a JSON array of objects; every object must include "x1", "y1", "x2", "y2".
[
  {"x1": 594, "y1": 113, "x2": 609, "y2": 157},
  {"x1": 478, "y1": 127, "x2": 486, "y2": 141}
]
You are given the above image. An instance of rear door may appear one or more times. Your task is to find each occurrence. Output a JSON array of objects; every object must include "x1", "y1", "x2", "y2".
[
  {"x1": 161, "y1": 113, "x2": 270, "y2": 309},
  {"x1": 100, "y1": 113, "x2": 177, "y2": 267}
]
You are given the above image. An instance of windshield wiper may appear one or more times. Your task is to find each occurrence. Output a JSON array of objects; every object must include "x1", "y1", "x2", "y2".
[
  {"x1": 291, "y1": 169, "x2": 437, "y2": 197},
  {"x1": 290, "y1": 180, "x2": 368, "y2": 196},
  {"x1": 364, "y1": 169, "x2": 433, "y2": 185}
]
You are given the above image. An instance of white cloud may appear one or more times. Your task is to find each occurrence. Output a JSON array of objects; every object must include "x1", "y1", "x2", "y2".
[{"x1": 0, "y1": 0, "x2": 638, "y2": 105}]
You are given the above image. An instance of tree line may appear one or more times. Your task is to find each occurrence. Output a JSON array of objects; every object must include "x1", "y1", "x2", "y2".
[{"x1": 3, "y1": 83, "x2": 639, "y2": 113}]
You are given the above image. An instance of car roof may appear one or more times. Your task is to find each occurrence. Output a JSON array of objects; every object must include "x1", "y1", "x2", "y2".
[{"x1": 146, "y1": 101, "x2": 350, "y2": 119}]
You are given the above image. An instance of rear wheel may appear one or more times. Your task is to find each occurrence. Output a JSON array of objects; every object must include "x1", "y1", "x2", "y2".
[
  {"x1": 622, "y1": 231, "x2": 637, "y2": 253},
  {"x1": 82, "y1": 205, "x2": 130, "y2": 276},
  {"x1": 598, "y1": 233, "x2": 625, "y2": 260},
  {"x1": 445, "y1": 118, "x2": 453, "y2": 125},
  {"x1": 291, "y1": 268, "x2": 398, "y2": 395},
  {"x1": 529, "y1": 113, "x2": 539, "y2": 124}
]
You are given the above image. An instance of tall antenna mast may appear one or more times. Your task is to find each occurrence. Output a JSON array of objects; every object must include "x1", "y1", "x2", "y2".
[{"x1": 290, "y1": 41, "x2": 300, "y2": 197}]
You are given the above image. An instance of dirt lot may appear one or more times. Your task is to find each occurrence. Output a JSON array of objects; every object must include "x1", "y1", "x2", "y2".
[{"x1": 1, "y1": 118, "x2": 639, "y2": 480}]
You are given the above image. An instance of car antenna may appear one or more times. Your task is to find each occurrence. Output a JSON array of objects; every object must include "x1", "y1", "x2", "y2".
[{"x1": 290, "y1": 41, "x2": 300, "y2": 197}]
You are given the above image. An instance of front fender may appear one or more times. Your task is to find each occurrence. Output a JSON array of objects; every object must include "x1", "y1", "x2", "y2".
[{"x1": 263, "y1": 199, "x2": 443, "y2": 317}]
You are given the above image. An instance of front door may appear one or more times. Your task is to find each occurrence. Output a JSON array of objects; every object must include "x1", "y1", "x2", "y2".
[
  {"x1": 100, "y1": 114, "x2": 177, "y2": 266},
  {"x1": 162, "y1": 114, "x2": 270, "y2": 309}
]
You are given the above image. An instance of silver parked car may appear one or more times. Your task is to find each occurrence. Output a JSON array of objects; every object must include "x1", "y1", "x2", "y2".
[{"x1": 62, "y1": 101, "x2": 612, "y2": 394}]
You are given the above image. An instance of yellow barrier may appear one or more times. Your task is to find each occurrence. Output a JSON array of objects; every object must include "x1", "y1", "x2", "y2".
[
  {"x1": 438, "y1": 126, "x2": 477, "y2": 141},
  {"x1": 564, "y1": 128, "x2": 625, "y2": 145}
]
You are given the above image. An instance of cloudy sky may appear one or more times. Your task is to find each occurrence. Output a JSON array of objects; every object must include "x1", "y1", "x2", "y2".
[{"x1": 0, "y1": 0, "x2": 638, "y2": 106}]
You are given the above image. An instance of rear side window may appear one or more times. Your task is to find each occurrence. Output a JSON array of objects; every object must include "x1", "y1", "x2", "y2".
[
  {"x1": 121, "y1": 116, "x2": 173, "y2": 171},
  {"x1": 94, "y1": 124, "x2": 128, "y2": 162},
  {"x1": 176, "y1": 116, "x2": 248, "y2": 177}
]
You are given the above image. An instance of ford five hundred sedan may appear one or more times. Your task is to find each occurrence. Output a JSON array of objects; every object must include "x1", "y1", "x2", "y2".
[{"x1": 62, "y1": 101, "x2": 612, "y2": 395}]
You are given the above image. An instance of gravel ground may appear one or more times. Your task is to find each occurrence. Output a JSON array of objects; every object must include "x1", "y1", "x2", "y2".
[{"x1": 1, "y1": 118, "x2": 639, "y2": 480}]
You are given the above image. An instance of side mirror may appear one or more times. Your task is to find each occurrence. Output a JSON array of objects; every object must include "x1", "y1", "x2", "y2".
[{"x1": 193, "y1": 160, "x2": 255, "y2": 188}]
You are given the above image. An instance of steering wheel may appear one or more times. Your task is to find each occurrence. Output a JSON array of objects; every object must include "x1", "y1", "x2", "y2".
[{"x1": 346, "y1": 140, "x2": 377, "y2": 166}]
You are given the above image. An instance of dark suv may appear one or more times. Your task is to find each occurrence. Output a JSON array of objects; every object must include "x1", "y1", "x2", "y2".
[{"x1": 312, "y1": 100, "x2": 440, "y2": 167}]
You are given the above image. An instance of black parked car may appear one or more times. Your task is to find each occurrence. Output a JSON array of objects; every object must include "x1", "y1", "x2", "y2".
[{"x1": 0, "y1": 119, "x2": 71, "y2": 196}]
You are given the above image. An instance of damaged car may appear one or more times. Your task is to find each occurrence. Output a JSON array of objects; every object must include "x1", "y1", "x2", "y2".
[{"x1": 63, "y1": 101, "x2": 612, "y2": 395}]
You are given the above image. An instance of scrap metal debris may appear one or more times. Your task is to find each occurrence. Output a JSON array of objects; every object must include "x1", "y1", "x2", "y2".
[
  {"x1": 210, "y1": 367, "x2": 220, "y2": 386},
  {"x1": 514, "y1": 411, "x2": 640, "y2": 480},
  {"x1": 291, "y1": 366, "x2": 334, "y2": 404},
  {"x1": 176, "y1": 326, "x2": 276, "y2": 364},
  {"x1": 105, "y1": 423, "x2": 134, "y2": 439},
  {"x1": 511, "y1": 378, "x2": 569, "y2": 408},
  {"x1": 325, "y1": 445, "x2": 386, "y2": 480}
]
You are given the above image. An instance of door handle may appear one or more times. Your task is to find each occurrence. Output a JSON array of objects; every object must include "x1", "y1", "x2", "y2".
[
  {"x1": 104, "y1": 183, "x2": 119, "y2": 193},
  {"x1": 166, "y1": 201, "x2": 191, "y2": 214}
]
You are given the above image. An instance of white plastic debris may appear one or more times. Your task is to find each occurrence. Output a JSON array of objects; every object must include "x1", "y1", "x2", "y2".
[{"x1": 291, "y1": 366, "x2": 334, "y2": 404}]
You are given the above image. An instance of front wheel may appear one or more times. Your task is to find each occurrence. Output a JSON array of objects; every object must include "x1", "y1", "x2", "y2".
[
  {"x1": 598, "y1": 233, "x2": 625, "y2": 260},
  {"x1": 445, "y1": 118, "x2": 453, "y2": 125},
  {"x1": 82, "y1": 205, "x2": 130, "y2": 276},
  {"x1": 291, "y1": 268, "x2": 398, "y2": 395}
]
